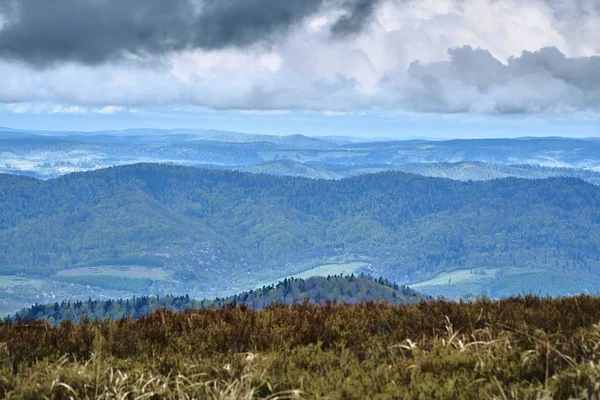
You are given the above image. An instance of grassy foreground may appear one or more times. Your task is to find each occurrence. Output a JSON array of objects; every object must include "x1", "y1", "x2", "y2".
[{"x1": 2, "y1": 296, "x2": 600, "y2": 399}]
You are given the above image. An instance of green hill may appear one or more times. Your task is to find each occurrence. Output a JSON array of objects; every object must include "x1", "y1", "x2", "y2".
[
  {"x1": 1, "y1": 163, "x2": 600, "y2": 302},
  {"x1": 315, "y1": 161, "x2": 600, "y2": 185},
  {"x1": 14, "y1": 275, "x2": 426, "y2": 323}
]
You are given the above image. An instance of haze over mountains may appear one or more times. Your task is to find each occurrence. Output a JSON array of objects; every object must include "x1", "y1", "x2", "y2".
[
  {"x1": 2, "y1": 127, "x2": 600, "y2": 182},
  {"x1": 239, "y1": 159, "x2": 600, "y2": 185}
]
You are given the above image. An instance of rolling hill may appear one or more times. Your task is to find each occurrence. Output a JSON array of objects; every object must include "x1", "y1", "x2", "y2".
[
  {"x1": 241, "y1": 160, "x2": 600, "y2": 185},
  {"x1": 3, "y1": 127, "x2": 600, "y2": 179},
  {"x1": 238, "y1": 159, "x2": 341, "y2": 179},
  {"x1": 14, "y1": 275, "x2": 426, "y2": 323},
  {"x1": 1, "y1": 163, "x2": 600, "y2": 306}
]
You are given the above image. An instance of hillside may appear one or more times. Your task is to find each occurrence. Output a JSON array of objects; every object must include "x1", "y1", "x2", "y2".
[
  {"x1": 238, "y1": 159, "x2": 341, "y2": 179},
  {"x1": 3, "y1": 296, "x2": 600, "y2": 398},
  {"x1": 243, "y1": 161, "x2": 600, "y2": 185},
  {"x1": 14, "y1": 275, "x2": 426, "y2": 323},
  {"x1": 326, "y1": 161, "x2": 600, "y2": 184},
  {"x1": 1, "y1": 163, "x2": 600, "y2": 306}
]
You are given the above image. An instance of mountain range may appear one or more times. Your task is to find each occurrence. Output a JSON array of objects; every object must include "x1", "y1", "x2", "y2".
[
  {"x1": 2, "y1": 127, "x2": 600, "y2": 180},
  {"x1": 1, "y1": 162, "x2": 599, "y2": 314},
  {"x1": 236, "y1": 159, "x2": 600, "y2": 185}
]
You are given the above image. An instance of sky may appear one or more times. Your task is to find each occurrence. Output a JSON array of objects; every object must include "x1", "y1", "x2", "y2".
[{"x1": 0, "y1": 0, "x2": 599, "y2": 138}]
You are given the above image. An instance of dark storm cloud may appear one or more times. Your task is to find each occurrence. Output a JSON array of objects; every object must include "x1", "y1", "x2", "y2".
[
  {"x1": 330, "y1": 0, "x2": 380, "y2": 37},
  {"x1": 0, "y1": 0, "x2": 378, "y2": 67}
]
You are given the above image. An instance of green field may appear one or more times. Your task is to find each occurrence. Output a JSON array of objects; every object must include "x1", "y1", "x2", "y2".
[
  {"x1": 410, "y1": 267, "x2": 600, "y2": 298},
  {"x1": 285, "y1": 262, "x2": 368, "y2": 279},
  {"x1": 410, "y1": 268, "x2": 498, "y2": 288},
  {"x1": 257, "y1": 262, "x2": 369, "y2": 289},
  {"x1": 0, "y1": 275, "x2": 44, "y2": 288},
  {"x1": 56, "y1": 266, "x2": 168, "y2": 280}
]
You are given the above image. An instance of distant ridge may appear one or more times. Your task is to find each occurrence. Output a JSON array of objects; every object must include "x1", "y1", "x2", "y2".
[
  {"x1": 0, "y1": 126, "x2": 342, "y2": 145},
  {"x1": 232, "y1": 160, "x2": 600, "y2": 185},
  {"x1": 238, "y1": 159, "x2": 341, "y2": 179},
  {"x1": 14, "y1": 275, "x2": 427, "y2": 323}
]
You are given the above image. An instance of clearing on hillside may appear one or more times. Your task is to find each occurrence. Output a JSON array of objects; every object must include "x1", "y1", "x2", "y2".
[{"x1": 56, "y1": 266, "x2": 168, "y2": 280}]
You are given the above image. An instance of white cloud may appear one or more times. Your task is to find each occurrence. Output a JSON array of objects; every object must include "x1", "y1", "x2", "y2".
[
  {"x1": 93, "y1": 106, "x2": 126, "y2": 114},
  {"x1": 237, "y1": 110, "x2": 290, "y2": 115},
  {"x1": 52, "y1": 105, "x2": 87, "y2": 114},
  {"x1": 259, "y1": 53, "x2": 283, "y2": 72},
  {"x1": 4, "y1": 103, "x2": 32, "y2": 114}
]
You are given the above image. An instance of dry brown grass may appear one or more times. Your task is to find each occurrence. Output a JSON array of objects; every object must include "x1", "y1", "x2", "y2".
[{"x1": 2, "y1": 297, "x2": 600, "y2": 398}]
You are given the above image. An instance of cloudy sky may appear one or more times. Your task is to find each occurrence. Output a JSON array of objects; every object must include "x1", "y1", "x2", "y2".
[{"x1": 0, "y1": 0, "x2": 599, "y2": 138}]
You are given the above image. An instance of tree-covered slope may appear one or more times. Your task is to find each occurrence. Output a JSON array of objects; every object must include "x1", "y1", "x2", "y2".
[
  {"x1": 238, "y1": 159, "x2": 341, "y2": 179},
  {"x1": 1, "y1": 163, "x2": 600, "y2": 295},
  {"x1": 15, "y1": 275, "x2": 425, "y2": 323},
  {"x1": 315, "y1": 161, "x2": 600, "y2": 185}
]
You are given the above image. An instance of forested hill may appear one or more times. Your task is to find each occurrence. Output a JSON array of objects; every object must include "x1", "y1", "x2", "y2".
[
  {"x1": 14, "y1": 275, "x2": 425, "y2": 323},
  {"x1": 1, "y1": 163, "x2": 600, "y2": 296}
]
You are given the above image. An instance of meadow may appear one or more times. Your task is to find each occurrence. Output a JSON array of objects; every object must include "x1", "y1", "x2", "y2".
[
  {"x1": 55, "y1": 266, "x2": 168, "y2": 280},
  {"x1": 2, "y1": 296, "x2": 600, "y2": 398},
  {"x1": 412, "y1": 267, "x2": 600, "y2": 299},
  {"x1": 256, "y1": 262, "x2": 369, "y2": 289}
]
